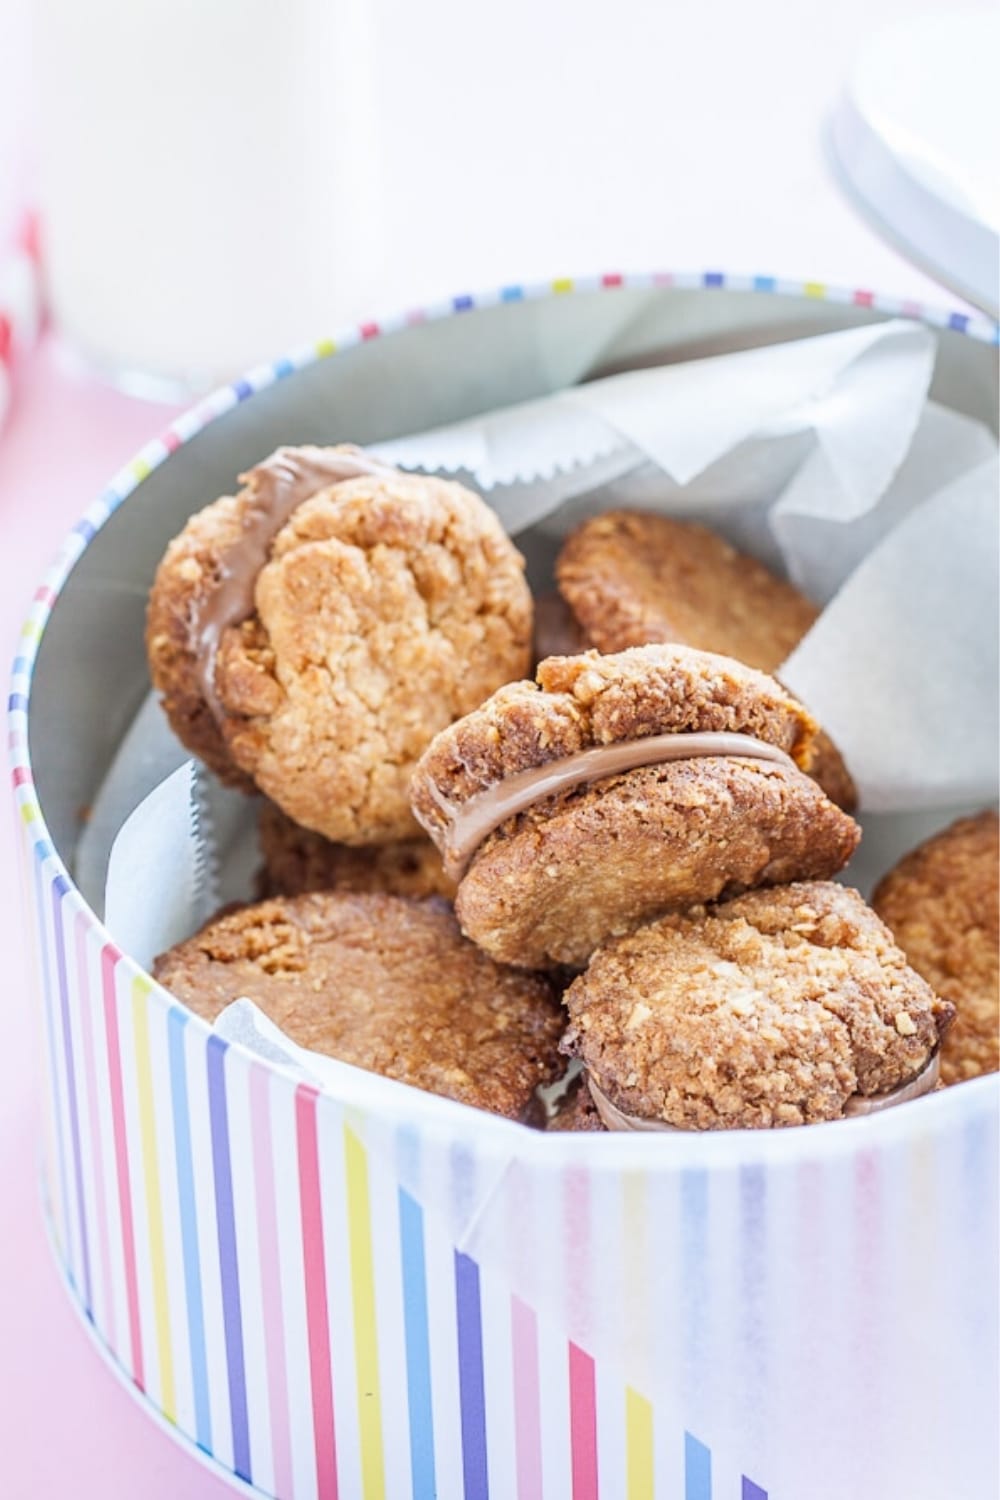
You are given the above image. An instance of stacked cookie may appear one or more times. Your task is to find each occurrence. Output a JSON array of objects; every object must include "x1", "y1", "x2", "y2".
[
  {"x1": 147, "y1": 448, "x2": 992, "y2": 1129},
  {"x1": 148, "y1": 446, "x2": 558, "y2": 1121},
  {"x1": 409, "y1": 644, "x2": 858, "y2": 969},
  {"x1": 543, "y1": 508, "x2": 993, "y2": 1120},
  {"x1": 409, "y1": 646, "x2": 953, "y2": 1130}
]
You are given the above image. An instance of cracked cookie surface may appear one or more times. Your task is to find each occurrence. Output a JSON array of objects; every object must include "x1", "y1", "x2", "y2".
[
  {"x1": 453, "y1": 756, "x2": 859, "y2": 968},
  {"x1": 562, "y1": 881, "x2": 954, "y2": 1129},
  {"x1": 154, "y1": 892, "x2": 562, "y2": 1120},
  {"x1": 557, "y1": 511, "x2": 817, "y2": 667},
  {"x1": 412, "y1": 644, "x2": 821, "y2": 839}
]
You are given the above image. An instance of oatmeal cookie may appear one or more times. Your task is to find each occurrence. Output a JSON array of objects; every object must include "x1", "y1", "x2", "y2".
[
  {"x1": 555, "y1": 510, "x2": 855, "y2": 809},
  {"x1": 562, "y1": 881, "x2": 954, "y2": 1129},
  {"x1": 147, "y1": 445, "x2": 533, "y2": 841},
  {"x1": 154, "y1": 892, "x2": 562, "y2": 1120},
  {"x1": 873, "y1": 811, "x2": 998, "y2": 1086},
  {"x1": 547, "y1": 1072, "x2": 606, "y2": 1132},
  {"x1": 411, "y1": 645, "x2": 860, "y2": 968},
  {"x1": 257, "y1": 801, "x2": 455, "y2": 900}
]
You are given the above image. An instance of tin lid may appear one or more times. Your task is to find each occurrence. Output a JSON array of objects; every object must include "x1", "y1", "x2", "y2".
[{"x1": 831, "y1": 11, "x2": 999, "y2": 318}]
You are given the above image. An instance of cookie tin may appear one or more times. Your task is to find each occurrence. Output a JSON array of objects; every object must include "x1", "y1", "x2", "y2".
[{"x1": 10, "y1": 273, "x2": 999, "y2": 1500}]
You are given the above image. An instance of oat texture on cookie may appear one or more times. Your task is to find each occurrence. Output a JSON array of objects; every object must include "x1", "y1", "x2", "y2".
[
  {"x1": 562, "y1": 882, "x2": 955, "y2": 1130},
  {"x1": 147, "y1": 449, "x2": 533, "y2": 843},
  {"x1": 257, "y1": 801, "x2": 456, "y2": 901},
  {"x1": 873, "y1": 811, "x2": 999, "y2": 1086},
  {"x1": 557, "y1": 511, "x2": 819, "y2": 666},
  {"x1": 411, "y1": 644, "x2": 859, "y2": 969},
  {"x1": 154, "y1": 892, "x2": 563, "y2": 1120}
]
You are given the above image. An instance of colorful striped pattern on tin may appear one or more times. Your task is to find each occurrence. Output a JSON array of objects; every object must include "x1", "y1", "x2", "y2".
[
  {"x1": 9, "y1": 272, "x2": 997, "y2": 1499},
  {"x1": 20, "y1": 812, "x2": 998, "y2": 1498}
]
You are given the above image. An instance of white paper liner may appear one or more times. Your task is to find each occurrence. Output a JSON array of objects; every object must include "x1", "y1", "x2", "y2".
[
  {"x1": 104, "y1": 762, "x2": 217, "y2": 972},
  {"x1": 779, "y1": 456, "x2": 999, "y2": 810},
  {"x1": 373, "y1": 319, "x2": 934, "y2": 500},
  {"x1": 75, "y1": 692, "x2": 189, "y2": 914},
  {"x1": 370, "y1": 319, "x2": 993, "y2": 589}
]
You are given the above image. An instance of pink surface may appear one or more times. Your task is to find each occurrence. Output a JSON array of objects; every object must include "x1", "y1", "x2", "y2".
[{"x1": 0, "y1": 340, "x2": 236, "y2": 1497}]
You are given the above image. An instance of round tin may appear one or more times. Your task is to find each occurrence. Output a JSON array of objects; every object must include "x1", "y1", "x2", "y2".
[{"x1": 11, "y1": 272, "x2": 999, "y2": 1500}]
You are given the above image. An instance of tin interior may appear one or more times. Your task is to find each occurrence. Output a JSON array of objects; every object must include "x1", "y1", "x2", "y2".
[{"x1": 29, "y1": 283, "x2": 999, "y2": 867}]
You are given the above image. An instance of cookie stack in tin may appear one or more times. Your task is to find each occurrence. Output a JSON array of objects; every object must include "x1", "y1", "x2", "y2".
[{"x1": 145, "y1": 448, "x2": 997, "y2": 1129}]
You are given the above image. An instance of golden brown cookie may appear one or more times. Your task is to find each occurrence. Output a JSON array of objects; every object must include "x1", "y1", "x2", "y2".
[
  {"x1": 557, "y1": 511, "x2": 816, "y2": 665},
  {"x1": 872, "y1": 811, "x2": 999, "y2": 1086},
  {"x1": 563, "y1": 881, "x2": 954, "y2": 1130},
  {"x1": 555, "y1": 511, "x2": 855, "y2": 810},
  {"x1": 411, "y1": 645, "x2": 860, "y2": 969},
  {"x1": 147, "y1": 445, "x2": 533, "y2": 842},
  {"x1": 257, "y1": 802, "x2": 455, "y2": 901},
  {"x1": 154, "y1": 892, "x2": 562, "y2": 1120}
]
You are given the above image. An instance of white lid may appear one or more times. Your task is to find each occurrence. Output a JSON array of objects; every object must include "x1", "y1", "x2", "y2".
[{"x1": 831, "y1": 10, "x2": 999, "y2": 317}]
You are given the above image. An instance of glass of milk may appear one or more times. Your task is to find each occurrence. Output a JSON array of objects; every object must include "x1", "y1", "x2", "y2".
[{"x1": 35, "y1": 0, "x2": 387, "y2": 392}]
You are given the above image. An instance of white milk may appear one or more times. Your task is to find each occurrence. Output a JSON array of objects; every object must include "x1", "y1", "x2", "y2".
[{"x1": 35, "y1": 0, "x2": 386, "y2": 389}]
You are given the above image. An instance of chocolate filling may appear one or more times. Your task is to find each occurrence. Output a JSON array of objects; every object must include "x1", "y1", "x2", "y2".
[
  {"x1": 189, "y1": 444, "x2": 396, "y2": 718},
  {"x1": 423, "y1": 732, "x2": 798, "y2": 881}
]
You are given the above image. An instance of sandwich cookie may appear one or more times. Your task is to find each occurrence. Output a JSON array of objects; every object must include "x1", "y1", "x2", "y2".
[
  {"x1": 562, "y1": 881, "x2": 954, "y2": 1130},
  {"x1": 556, "y1": 510, "x2": 856, "y2": 810},
  {"x1": 411, "y1": 644, "x2": 860, "y2": 968},
  {"x1": 147, "y1": 444, "x2": 534, "y2": 842}
]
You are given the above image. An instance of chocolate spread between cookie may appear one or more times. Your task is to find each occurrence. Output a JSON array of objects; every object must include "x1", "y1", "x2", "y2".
[
  {"x1": 423, "y1": 731, "x2": 797, "y2": 880},
  {"x1": 190, "y1": 445, "x2": 395, "y2": 716}
]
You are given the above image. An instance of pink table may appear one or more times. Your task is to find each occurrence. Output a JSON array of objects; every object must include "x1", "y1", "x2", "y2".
[{"x1": 0, "y1": 341, "x2": 237, "y2": 1496}]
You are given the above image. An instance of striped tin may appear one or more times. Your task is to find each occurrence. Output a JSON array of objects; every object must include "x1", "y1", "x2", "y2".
[{"x1": 10, "y1": 273, "x2": 1000, "y2": 1500}]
